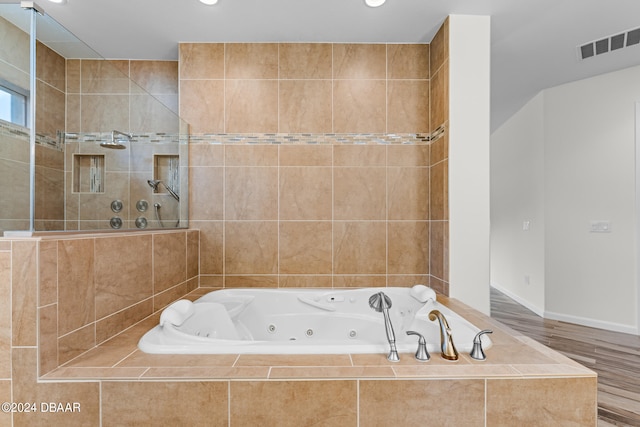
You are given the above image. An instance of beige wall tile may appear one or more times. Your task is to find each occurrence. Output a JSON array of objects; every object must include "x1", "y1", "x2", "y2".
[
  {"x1": 224, "y1": 275, "x2": 278, "y2": 288},
  {"x1": 12, "y1": 241, "x2": 38, "y2": 346},
  {"x1": 225, "y1": 43, "x2": 278, "y2": 79},
  {"x1": 387, "y1": 79, "x2": 430, "y2": 133},
  {"x1": 154, "y1": 282, "x2": 189, "y2": 311},
  {"x1": 96, "y1": 299, "x2": 153, "y2": 344},
  {"x1": 225, "y1": 79, "x2": 278, "y2": 132},
  {"x1": 430, "y1": 220, "x2": 449, "y2": 282},
  {"x1": 66, "y1": 59, "x2": 80, "y2": 93},
  {"x1": 387, "y1": 44, "x2": 430, "y2": 79},
  {"x1": 154, "y1": 232, "x2": 187, "y2": 293},
  {"x1": 130, "y1": 93, "x2": 180, "y2": 132},
  {"x1": 279, "y1": 43, "x2": 332, "y2": 79},
  {"x1": 430, "y1": 17, "x2": 449, "y2": 76},
  {"x1": 225, "y1": 221, "x2": 278, "y2": 275},
  {"x1": 333, "y1": 275, "x2": 387, "y2": 288},
  {"x1": 38, "y1": 240, "x2": 58, "y2": 306},
  {"x1": 80, "y1": 94, "x2": 129, "y2": 132},
  {"x1": 38, "y1": 304, "x2": 58, "y2": 375},
  {"x1": 334, "y1": 167, "x2": 386, "y2": 220},
  {"x1": 0, "y1": 252, "x2": 10, "y2": 378},
  {"x1": 388, "y1": 167, "x2": 429, "y2": 220},
  {"x1": 387, "y1": 144, "x2": 430, "y2": 167},
  {"x1": 230, "y1": 381, "x2": 356, "y2": 426},
  {"x1": 279, "y1": 145, "x2": 332, "y2": 167},
  {"x1": 12, "y1": 348, "x2": 100, "y2": 426},
  {"x1": 333, "y1": 221, "x2": 386, "y2": 274},
  {"x1": 333, "y1": 79, "x2": 386, "y2": 133},
  {"x1": 225, "y1": 144, "x2": 278, "y2": 166},
  {"x1": 225, "y1": 167, "x2": 278, "y2": 220},
  {"x1": 279, "y1": 80, "x2": 332, "y2": 133},
  {"x1": 430, "y1": 159, "x2": 448, "y2": 220},
  {"x1": 179, "y1": 43, "x2": 224, "y2": 79},
  {"x1": 57, "y1": 239, "x2": 95, "y2": 335},
  {"x1": 192, "y1": 221, "x2": 223, "y2": 275},
  {"x1": 279, "y1": 221, "x2": 332, "y2": 274},
  {"x1": 388, "y1": 221, "x2": 429, "y2": 274},
  {"x1": 333, "y1": 44, "x2": 386, "y2": 79},
  {"x1": 102, "y1": 381, "x2": 228, "y2": 426},
  {"x1": 333, "y1": 144, "x2": 386, "y2": 167},
  {"x1": 360, "y1": 379, "x2": 484, "y2": 425},
  {"x1": 58, "y1": 323, "x2": 95, "y2": 365},
  {"x1": 486, "y1": 377, "x2": 597, "y2": 426},
  {"x1": 94, "y1": 235, "x2": 152, "y2": 319},
  {"x1": 279, "y1": 167, "x2": 332, "y2": 220},
  {"x1": 81, "y1": 60, "x2": 129, "y2": 94},
  {"x1": 187, "y1": 230, "x2": 200, "y2": 279},
  {"x1": 0, "y1": 380, "x2": 10, "y2": 426},
  {"x1": 130, "y1": 60, "x2": 178, "y2": 95},
  {"x1": 189, "y1": 143, "x2": 224, "y2": 167},
  {"x1": 279, "y1": 275, "x2": 333, "y2": 288},
  {"x1": 179, "y1": 80, "x2": 224, "y2": 133},
  {"x1": 430, "y1": 59, "x2": 449, "y2": 131},
  {"x1": 430, "y1": 130, "x2": 448, "y2": 165}
]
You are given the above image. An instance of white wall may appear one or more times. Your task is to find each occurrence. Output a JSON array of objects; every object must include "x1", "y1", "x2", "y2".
[
  {"x1": 448, "y1": 15, "x2": 492, "y2": 315},
  {"x1": 491, "y1": 92, "x2": 545, "y2": 315},
  {"x1": 491, "y1": 64, "x2": 640, "y2": 334}
]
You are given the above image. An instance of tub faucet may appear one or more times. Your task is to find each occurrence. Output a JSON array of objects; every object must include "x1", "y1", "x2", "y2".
[
  {"x1": 369, "y1": 292, "x2": 400, "y2": 362},
  {"x1": 428, "y1": 310, "x2": 458, "y2": 361}
]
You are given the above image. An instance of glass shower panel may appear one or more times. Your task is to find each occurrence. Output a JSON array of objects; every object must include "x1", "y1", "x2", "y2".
[
  {"x1": 0, "y1": 5, "x2": 32, "y2": 234},
  {"x1": 0, "y1": 2, "x2": 189, "y2": 234}
]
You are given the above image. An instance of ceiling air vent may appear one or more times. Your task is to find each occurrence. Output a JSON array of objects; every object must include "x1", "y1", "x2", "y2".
[{"x1": 578, "y1": 26, "x2": 640, "y2": 60}]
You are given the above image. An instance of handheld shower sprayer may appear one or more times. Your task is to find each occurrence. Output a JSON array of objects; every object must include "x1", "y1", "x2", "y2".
[{"x1": 147, "y1": 179, "x2": 180, "y2": 202}]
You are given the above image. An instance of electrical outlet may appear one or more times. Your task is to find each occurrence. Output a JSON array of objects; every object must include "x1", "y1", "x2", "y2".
[
  {"x1": 524, "y1": 275, "x2": 530, "y2": 285},
  {"x1": 590, "y1": 220, "x2": 612, "y2": 233}
]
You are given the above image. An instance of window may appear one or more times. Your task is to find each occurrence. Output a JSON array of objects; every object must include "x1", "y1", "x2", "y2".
[{"x1": 0, "y1": 80, "x2": 28, "y2": 127}]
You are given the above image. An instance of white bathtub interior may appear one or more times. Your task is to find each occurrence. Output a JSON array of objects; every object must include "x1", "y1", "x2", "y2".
[{"x1": 138, "y1": 285, "x2": 492, "y2": 356}]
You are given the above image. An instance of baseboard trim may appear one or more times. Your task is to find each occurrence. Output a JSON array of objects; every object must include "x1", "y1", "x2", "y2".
[{"x1": 490, "y1": 283, "x2": 545, "y2": 317}]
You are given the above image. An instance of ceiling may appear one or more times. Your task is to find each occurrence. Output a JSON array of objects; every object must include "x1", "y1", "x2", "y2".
[{"x1": 5, "y1": 0, "x2": 640, "y2": 131}]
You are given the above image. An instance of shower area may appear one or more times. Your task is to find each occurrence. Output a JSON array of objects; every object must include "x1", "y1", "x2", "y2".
[{"x1": 0, "y1": 2, "x2": 189, "y2": 235}]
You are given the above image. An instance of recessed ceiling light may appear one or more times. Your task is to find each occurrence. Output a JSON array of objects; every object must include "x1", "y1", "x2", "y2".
[
  {"x1": 365, "y1": 0, "x2": 386, "y2": 7},
  {"x1": 47, "y1": 0, "x2": 67, "y2": 4},
  {"x1": 200, "y1": 0, "x2": 218, "y2": 4}
]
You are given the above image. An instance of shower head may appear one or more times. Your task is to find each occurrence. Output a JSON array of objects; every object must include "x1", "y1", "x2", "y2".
[
  {"x1": 100, "y1": 130, "x2": 132, "y2": 149},
  {"x1": 147, "y1": 179, "x2": 180, "y2": 202}
]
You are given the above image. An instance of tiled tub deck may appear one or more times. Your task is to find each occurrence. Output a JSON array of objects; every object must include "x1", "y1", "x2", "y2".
[{"x1": 42, "y1": 289, "x2": 597, "y2": 426}]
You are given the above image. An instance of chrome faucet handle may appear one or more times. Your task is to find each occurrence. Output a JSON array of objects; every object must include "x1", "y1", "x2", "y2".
[
  {"x1": 406, "y1": 331, "x2": 430, "y2": 361},
  {"x1": 469, "y1": 329, "x2": 493, "y2": 361}
]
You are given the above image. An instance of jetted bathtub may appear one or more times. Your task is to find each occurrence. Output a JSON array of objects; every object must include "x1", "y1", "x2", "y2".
[{"x1": 138, "y1": 285, "x2": 492, "y2": 356}]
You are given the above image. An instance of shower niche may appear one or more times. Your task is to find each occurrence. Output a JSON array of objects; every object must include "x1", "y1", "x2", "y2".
[{"x1": 72, "y1": 154, "x2": 105, "y2": 193}]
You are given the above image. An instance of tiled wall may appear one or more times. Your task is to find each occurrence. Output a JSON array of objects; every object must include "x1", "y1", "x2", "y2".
[
  {"x1": 179, "y1": 42, "x2": 430, "y2": 134},
  {"x1": 181, "y1": 42, "x2": 449, "y2": 292},
  {"x1": 31, "y1": 230, "x2": 199, "y2": 374},
  {"x1": 190, "y1": 141, "x2": 443, "y2": 290},
  {"x1": 429, "y1": 19, "x2": 450, "y2": 292},
  {"x1": 66, "y1": 59, "x2": 179, "y2": 134}
]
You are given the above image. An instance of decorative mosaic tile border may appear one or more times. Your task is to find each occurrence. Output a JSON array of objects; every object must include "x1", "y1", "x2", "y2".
[
  {"x1": 62, "y1": 132, "x2": 186, "y2": 145},
  {"x1": 188, "y1": 132, "x2": 433, "y2": 145},
  {"x1": 0, "y1": 120, "x2": 63, "y2": 150},
  {"x1": 3, "y1": 127, "x2": 442, "y2": 147}
]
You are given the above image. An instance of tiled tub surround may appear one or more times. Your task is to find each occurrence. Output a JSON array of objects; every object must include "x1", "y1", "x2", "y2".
[
  {"x1": 1, "y1": 234, "x2": 596, "y2": 425},
  {"x1": 45, "y1": 291, "x2": 596, "y2": 426},
  {"x1": 190, "y1": 135, "x2": 450, "y2": 294}
]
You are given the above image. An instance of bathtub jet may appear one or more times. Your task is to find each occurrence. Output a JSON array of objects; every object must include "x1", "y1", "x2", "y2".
[{"x1": 138, "y1": 285, "x2": 492, "y2": 356}]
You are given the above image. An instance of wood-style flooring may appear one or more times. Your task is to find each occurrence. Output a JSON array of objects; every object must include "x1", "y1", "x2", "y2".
[{"x1": 490, "y1": 287, "x2": 640, "y2": 427}]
